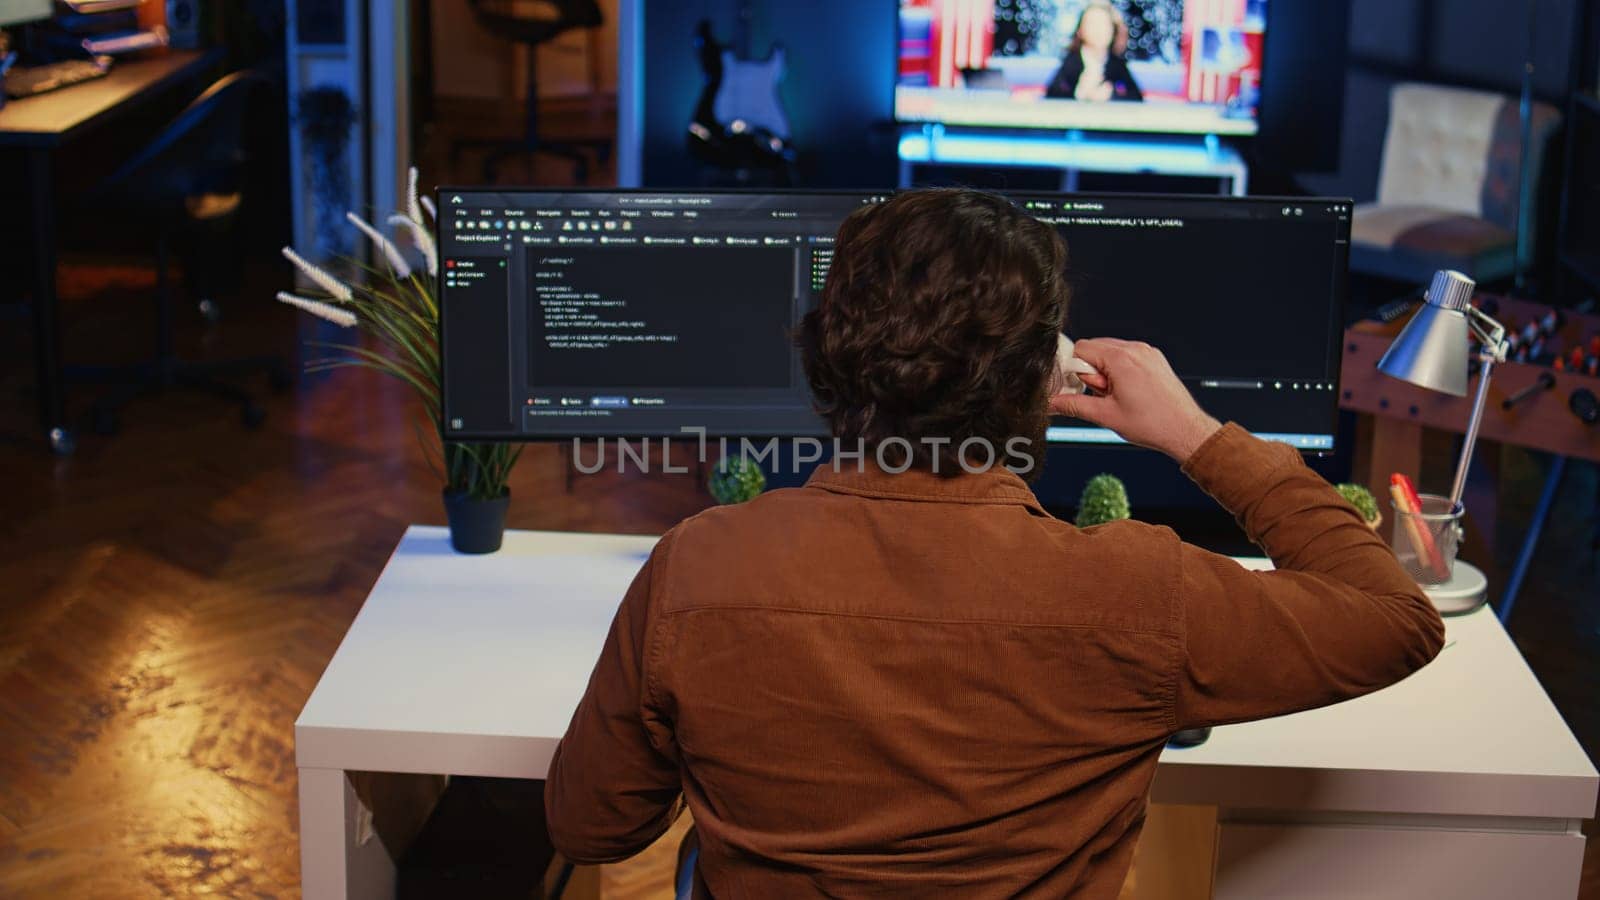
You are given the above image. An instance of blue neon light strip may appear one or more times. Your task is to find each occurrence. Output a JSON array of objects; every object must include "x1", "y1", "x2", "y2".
[
  {"x1": 897, "y1": 132, "x2": 1245, "y2": 177},
  {"x1": 1047, "y1": 427, "x2": 1333, "y2": 450}
]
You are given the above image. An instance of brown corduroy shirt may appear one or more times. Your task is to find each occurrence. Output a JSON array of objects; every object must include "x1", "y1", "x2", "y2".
[{"x1": 546, "y1": 424, "x2": 1446, "y2": 898}]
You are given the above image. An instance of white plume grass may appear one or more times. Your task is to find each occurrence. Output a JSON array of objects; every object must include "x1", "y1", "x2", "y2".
[
  {"x1": 407, "y1": 167, "x2": 425, "y2": 228},
  {"x1": 346, "y1": 211, "x2": 412, "y2": 279},
  {"x1": 281, "y1": 246, "x2": 354, "y2": 301},
  {"x1": 276, "y1": 169, "x2": 522, "y2": 500},
  {"x1": 388, "y1": 213, "x2": 438, "y2": 276},
  {"x1": 277, "y1": 291, "x2": 357, "y2": 327}
]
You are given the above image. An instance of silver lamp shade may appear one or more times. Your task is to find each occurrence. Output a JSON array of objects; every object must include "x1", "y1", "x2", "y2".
[{"x1": 1376, "y1": 270, "x2": 1476, "y2": 397}]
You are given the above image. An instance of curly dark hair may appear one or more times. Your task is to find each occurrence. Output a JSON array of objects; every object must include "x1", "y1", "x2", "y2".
[{"x1": 798, "y1": 188, "x2": 1069, "y2": 474}]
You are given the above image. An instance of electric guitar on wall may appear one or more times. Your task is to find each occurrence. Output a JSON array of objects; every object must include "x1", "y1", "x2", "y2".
[{"x1": 688, "y1": 1, "x2": 796, "y2": 179}]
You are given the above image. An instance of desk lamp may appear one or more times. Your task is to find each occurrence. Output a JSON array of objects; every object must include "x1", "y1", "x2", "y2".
[{"x1": 1376, "y1": 269, "x2": 1508, "y2": 612}]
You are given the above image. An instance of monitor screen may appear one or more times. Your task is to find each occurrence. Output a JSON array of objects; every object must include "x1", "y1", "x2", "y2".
[
  {"x1": 1029, "y1": 193, "x2": 1347, "y2": 450},
  {"x1": 0, "y1": 0, "x2": 52, "y2": 27},
  {"x1": 437, "y1": 189, "x2": 1347, "y2": 452},
  {"x1": 439, "y1": 190, "x2": 878, "y2": 440},
  {"x1": 896, "y1": 0, "x2": 1267, "y2": 136}
]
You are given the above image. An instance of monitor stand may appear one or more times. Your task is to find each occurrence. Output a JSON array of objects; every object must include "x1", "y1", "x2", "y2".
[{"x1": 897, "y1": 124, "x2": 1249, "y2": 197}]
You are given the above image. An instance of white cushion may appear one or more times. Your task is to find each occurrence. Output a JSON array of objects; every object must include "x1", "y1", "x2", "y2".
[
  {"x1": 1375, "y1": 84, "x2": 1505, "y2": 217},
  {"x1": 1351, "y1": 203, "x2": 1461, "y2": 248}
]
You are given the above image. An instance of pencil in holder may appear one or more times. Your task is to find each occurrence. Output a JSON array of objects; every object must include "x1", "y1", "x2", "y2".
[{"x1": 1390, "y1": 493, "x2": 1464, "y2": 585}]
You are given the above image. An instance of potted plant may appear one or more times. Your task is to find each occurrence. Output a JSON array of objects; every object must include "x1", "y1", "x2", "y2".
[
  {"x1": 278, "y1": 168, "x2": 522, "y2": 553},
  {"x1": 1335, "y1": 483, "x2": 1383, "y2": 531},
  {"x1": 708, "y1": 455, "x2": 767, "y2": 505},
  {"x1": 1075, "y1": 473, "x2": 1131, "y2": 527}
]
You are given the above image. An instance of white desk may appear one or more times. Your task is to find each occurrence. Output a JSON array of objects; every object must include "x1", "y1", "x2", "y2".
[
  {"x1": 296, "y1": 527, "x2": 1596, "y2": 900},
  {"x1": 296, "y1": 527, "x2": 660, "y2": 899}
]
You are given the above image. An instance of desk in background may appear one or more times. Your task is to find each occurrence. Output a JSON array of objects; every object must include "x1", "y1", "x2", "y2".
[
  {"x1": 296, "y1": 527, "x2": 1597, "y2": 899},
  {"x1": 0, "y1": 50, "x2": 221, "y2": 454}
]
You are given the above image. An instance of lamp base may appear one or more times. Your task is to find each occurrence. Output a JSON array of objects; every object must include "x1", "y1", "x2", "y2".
[{"x1": 1421, "y1": 560, "x2": 1489, "y2": 616}]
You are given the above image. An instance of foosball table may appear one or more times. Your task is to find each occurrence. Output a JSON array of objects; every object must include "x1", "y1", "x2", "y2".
[{"x1": 1340, "y1": 294, "x2": 1600, "y2": 616}]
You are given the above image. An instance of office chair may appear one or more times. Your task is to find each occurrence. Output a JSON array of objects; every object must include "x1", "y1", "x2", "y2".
[
  {"x1": 69, "y1": 70, "x2": 288, "y2": 434},
  {"x1": 674, "y1": 825, "x2": 703, "y2": 900},
  {"x1": 449, "y1": 0, "x2": 612, "y2": 183}
]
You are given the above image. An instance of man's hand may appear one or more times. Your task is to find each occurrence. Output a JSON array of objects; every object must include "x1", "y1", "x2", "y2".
[{"x1": 1048, "y1": 338, "x2": 1222, "y2": 463}]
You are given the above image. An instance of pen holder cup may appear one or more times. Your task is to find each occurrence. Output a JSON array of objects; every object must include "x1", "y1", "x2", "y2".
[{"x1": 1391, "y1": 494, "x2": 1465, "y2": 586}]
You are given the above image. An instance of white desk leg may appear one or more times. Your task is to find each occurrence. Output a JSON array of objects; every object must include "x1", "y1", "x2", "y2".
[{"x1": 299, "y1": 766, "x2": 397, "y2": 900}]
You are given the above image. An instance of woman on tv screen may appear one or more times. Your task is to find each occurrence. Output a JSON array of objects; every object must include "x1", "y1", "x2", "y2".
[{"x1": 1045, "y1": 1, "x2": 1145, "y2": 102}]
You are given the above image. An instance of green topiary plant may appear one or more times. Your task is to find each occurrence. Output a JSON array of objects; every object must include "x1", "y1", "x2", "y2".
[
  {"x1": 1335, "y1": 483, "x2": 1382, "y2": 529},
  {"x1": 709, "y1": 455, "x2": 767, "y2": 505},
  {"x1": 1075, "y1": 473, "x2": 1131, "y2": 527}
]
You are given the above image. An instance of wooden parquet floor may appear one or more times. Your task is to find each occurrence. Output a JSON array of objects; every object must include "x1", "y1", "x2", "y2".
[
  {"x1": 0, "y1": 270, "x2": 717, "y2": 897},
  {"x1": 2, "y1": 107, "x2": 1597, "y2": 898}
]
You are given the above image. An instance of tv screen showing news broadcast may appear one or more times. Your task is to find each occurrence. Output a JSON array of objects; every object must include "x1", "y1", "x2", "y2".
[{"x1": 896, "y1": 0, "x2": 1267, "y2": 136}]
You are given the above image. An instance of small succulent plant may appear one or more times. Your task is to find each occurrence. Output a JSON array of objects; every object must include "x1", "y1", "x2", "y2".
[
  {"x1": 1076, "y1": 473, "x2": 1131, "y2": 527},
  {"x1": 1335, "y1": 483, "x2": 1381, "y2": 526},
  {"x1": 709, "y1": 456, "x2": 767, "y2": 505}
]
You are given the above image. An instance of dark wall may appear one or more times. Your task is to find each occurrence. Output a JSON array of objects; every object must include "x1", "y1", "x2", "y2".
[
  {"x1": 641, "y1": 0, "x2": 899, "y2": 189},
  {"x1": 1299, "y1": 0, "x2": 1585, "y2": 202},
  {"x1": 641, "y1": 0, "x2": 1592, "y2": 198},
  {"x1": 643, "y1": 1, "x2": 1359, "y2": 187},
  {"x1": 1254, "y1": 0, "x2": 1351, "y2": 173}
]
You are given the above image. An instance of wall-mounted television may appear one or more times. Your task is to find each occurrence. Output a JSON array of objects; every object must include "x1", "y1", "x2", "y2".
[{"x1": 896, "y1": 0, "x2": 1267, "y2": 136}]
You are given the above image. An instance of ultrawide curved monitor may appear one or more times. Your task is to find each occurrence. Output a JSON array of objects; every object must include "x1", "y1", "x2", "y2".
[{"x1": 437, "y1": 189, "x2": 1347, "y2": 453}]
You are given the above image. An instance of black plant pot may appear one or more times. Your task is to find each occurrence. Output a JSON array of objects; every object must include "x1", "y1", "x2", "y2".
[{"x1": 442, "y1": 489, "x2": 510, "y2": 554}]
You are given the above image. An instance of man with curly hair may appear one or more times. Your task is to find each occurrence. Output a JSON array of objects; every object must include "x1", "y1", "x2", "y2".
[{"x1": 547, "y1": 189, "x2": 1444, "y2": 898}]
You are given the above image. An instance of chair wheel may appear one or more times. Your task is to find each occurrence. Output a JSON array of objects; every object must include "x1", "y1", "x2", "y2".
[
  {"x1": 92, "y1": 407, "x2": 120, "y2": 436},
  {"x1": 241, "y1": 404, "x2": 267, "y2": 428},
  {"x1": 268, "y1": 365, "x2": 292, "y2": 392}
]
